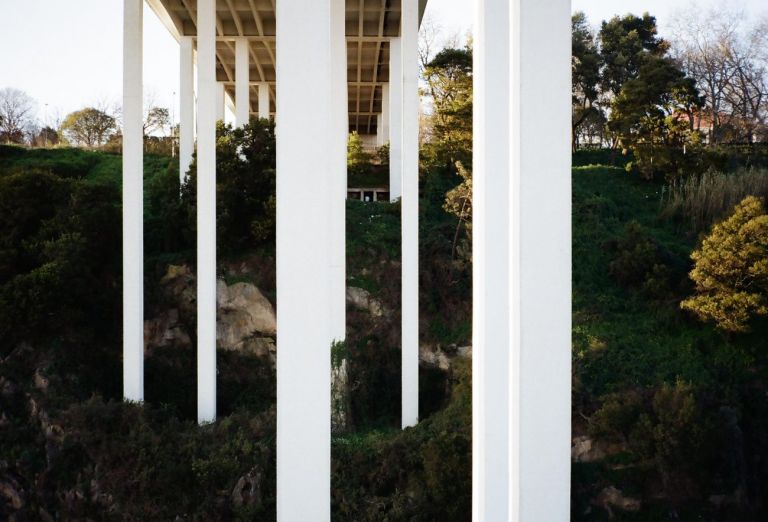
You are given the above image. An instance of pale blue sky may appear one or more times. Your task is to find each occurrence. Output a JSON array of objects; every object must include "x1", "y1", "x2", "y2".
[{"x1": 0, "y1": 0, "x2": 765, "y2": 127}]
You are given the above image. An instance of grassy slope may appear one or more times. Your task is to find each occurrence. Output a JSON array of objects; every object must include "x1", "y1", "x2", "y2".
[
  {"x1": 3, "y1": 146, "x2": 764, "y2": 519},
  {"x1": 572, "y1": 164, "x2": 766, "y2": 521}
]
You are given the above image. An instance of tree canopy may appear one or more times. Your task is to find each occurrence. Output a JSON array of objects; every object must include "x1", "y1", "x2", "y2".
[{"x1": 60, "y1": 107, "x2": 117, "y2": 147}]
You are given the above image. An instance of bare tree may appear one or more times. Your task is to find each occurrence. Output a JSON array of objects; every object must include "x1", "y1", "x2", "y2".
[
  {"x1": 142, "y1": 91, "x2": 170, "y2": 136},
  {"x1": 0, "y1": 87, "x2": 36, "y2": 144},
  {"x1": 670, "y1": 5, "x2": 741, "y2": 144},
  {"x1": 418, "y1": 14, "x2": 443, "y2": 72}
]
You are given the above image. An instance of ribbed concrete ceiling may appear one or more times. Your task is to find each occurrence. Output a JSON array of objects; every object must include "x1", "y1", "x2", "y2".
[{"x1": 146, "y1": 0, "x2": 427, "y2": 134}]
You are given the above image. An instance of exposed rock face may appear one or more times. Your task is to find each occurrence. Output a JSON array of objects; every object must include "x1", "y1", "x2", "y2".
[
  {"x1": 144, "y1": 308, "x2": 191, "y2": 350},
  {"x1": 217, "y1": 279, "x2": 277, "y2": 347},
  {"x1": 572, "y1": 436, "x2": 607, "y2": 463},
  {"x1": 346, "y1": 286, "x2": 385, "y2": 317},
  {"x1": 144, "y1": 265, "x2": 277, "y2": 357},
  {"x1": 593, "y1": 486, "x2": 641, "y2": 518},
  {"x1": 232, "y1": 467, "x2": 263, "y2": 509},
  {"x1": 419, "y1": 344, "x2": 472, "y2": 371},
  {"x1": 331, "y1": 356, "x2": 350, "y2": 435}
]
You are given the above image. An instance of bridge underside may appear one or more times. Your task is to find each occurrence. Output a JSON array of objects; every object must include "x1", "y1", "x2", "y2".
[{"x1": 147, "y1": 0, "x2": 426, "y2": 134}]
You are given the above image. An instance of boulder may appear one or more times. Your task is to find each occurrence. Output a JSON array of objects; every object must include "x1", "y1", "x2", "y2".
[
  {"x1": 346, "y1": 287, "x2": 384, "y2": 317},
  {"x1": 217, "y1": 280, "x2": 277, "y2": 350},
  {"x1": 572, "y1": 436, "x2": 606, "y2": 463},
  {"x1": 144, "y1": 265, "x2": 278, "y2": 355},
  {"x1": 420, "y1": 344, "x2": 472, "y2": 371}
]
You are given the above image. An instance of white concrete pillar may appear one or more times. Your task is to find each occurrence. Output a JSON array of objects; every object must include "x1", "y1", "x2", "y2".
[
  {"x1": 388, "y1": 38, "x2": 402, "y2": 201},
  {"x1": 196, "y1": 0, "x2": 217, "y2": 425},
  {"x1": 508, "y1": 0, "x2": 572, "y2": 519},
  {"x1": 179, "y1": 36, "x2": 195, "y2": 183},
  {"x1": 381, "y1": 83, "x2": 390, "y2": 147},
  {"x1": 235, "y1": 38, "x2": 250, "y2": 127},
  {"x1": 216, "y1": 82, "x2": 226, "y2": 122},
  {"x1": 401, "y1": 0, "x2": 419, "y2": 429},
  {"x1": 122, "y1": 0, "x2": 144, "y2": 403},
  {"x1": 330, "y1": 0, "x2": 347, "y2": 344},
  {"x1": 473, "y1": 0, "x2": 510, "y2": 518},
  {"x1": 276, "y1": 0, "x2": 338, "y2": 519},
  {"x1": 376, "y1": 114, "x2": 384, "y2": 147},
  {"x1": 258, "y1": 83, "x2": 270, "y2": 120}
]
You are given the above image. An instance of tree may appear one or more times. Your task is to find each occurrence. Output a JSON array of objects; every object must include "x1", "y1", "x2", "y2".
[
  {"x1": 32, "y1": 126, "x2": 60, "y2": 147},
  {"x1": 670, "y1": 7, "x2": 739, "y2": 145},
  {"x1": 599, "y1": 13, "x2": 669, "y2": 98},
  {"x1": 572, "y1": 12, "x2": 603, "y2": 151},
  {"x1": 0, "y1": 87, "x2": 36, "y2": 144},
  {"x1": 144, "y1": 106, "x2": 170, "y2": 136},
  {"x1": 422, "y1": 46, "x2": 473, "y2": 169},
  {"x1": 723, "y1": 26, "x2": 768, "y2": 144},
  {"x1": 60, "y1": 107, "x2": 117, "y2": 147},
  {"x1": 347, "y1": 131, "x2": 372, "y2": 175},
  {"x1": 681, "y1": 196, "x2": 768, "y2": 332},
  {"x1": 670, "y1": 8, "x2": 768, "y2": 145},
  {"x1": 608, "y1": 56, "x2": 703, "y2": 179},
  {"x1": 184, "y1": 118, "x2": 277, "y2": 253}
]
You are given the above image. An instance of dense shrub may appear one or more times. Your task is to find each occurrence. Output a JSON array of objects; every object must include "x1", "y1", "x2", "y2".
[
  {"x1": 0, "y1": 169, "x2": 120, "y2": 351},
  {"x1": 682, "y1": 196, "x2": 768, "y2": 332},
  {"x1": 183, "y1": 118, "x2": 277, "y2": 255}
]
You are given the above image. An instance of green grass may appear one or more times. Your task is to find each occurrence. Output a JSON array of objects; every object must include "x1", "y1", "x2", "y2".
[
  {"x1": 0, "y1": 145, "x2": 173, "y2": 186},
  {"x1": 572, "y1": 165, "x2": 752, "y2": 397}
]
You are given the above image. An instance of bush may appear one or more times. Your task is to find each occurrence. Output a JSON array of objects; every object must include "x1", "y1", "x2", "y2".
[
  {"x1": 184, "y1": 118, "x2": 277, "y2": 255},
  {"x1": 681, "y1": 196, "x2": 768, "y2": 332}
]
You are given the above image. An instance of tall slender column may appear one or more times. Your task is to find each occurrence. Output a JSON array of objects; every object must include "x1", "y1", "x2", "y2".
[
  {"x1": 388, "y1": 38, "x2": 402, "y2": 201},
  {"x1": 235, "y1": 38, "x2": 250, "y2": 127},
  {"x1": 179, "y1": 36, "x2": 195, "y2": 183},
  {"x1": 330, "y1": 0, "x2": 347, "y2": 343},
  {"x1": 376, "y1": 114, "x2": 384, "y2": 147},
  {"x1": 122, "y1": 0, "x2": 144, "y2": 403},
  {"x1": 276, "y1": 0, "x2": 337, "y2": 519},
  {"x1": 196, "y1": 0, "x2": 217, "y2": 425},
  {"x1": 509, "y1": 0, "x2": 572, "y2": 519},
  {"x1": 258, "y1": 83, "x2": 270, "y2": 120},
  {"x1": 401, "y1": 0, "x2": 419, "y2": 429},
  {"x1": 473, "y1": 0, "x2": 510, "y2": 519},
  {"x1": 381, "y1": 83, "x2": 390, "y2": 146},
  {"x1": 216, "y1": 82, "x2": 226, "y2": 122}
]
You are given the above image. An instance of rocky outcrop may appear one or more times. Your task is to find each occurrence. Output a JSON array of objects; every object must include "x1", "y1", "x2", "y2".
[
  {"x1": 419, "y1": 344, "x2": 472, "y2": 371},
  {"x1": 572, "y1": 436, "x2": 607, "y2": 463},
  {"x1": 144, "y1": 308, "x2": 191, "y2": 350},
  {"x1": 346, "y1": 286, "x2": 385, "y2": 317},
  {"x1": 232, "y1": 467, "x2": 263, "y2": 509},
  {"x1": 144, "y1": 265, "x2": 277, "y2": 357},
  {"x1": 217, "y1": 279, "x2": 277, "y2": 351}
]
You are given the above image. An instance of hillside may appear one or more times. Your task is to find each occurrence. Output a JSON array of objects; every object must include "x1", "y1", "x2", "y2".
[{"x1": 1, "y1": 145, "x2": 767, "y2": 519}]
